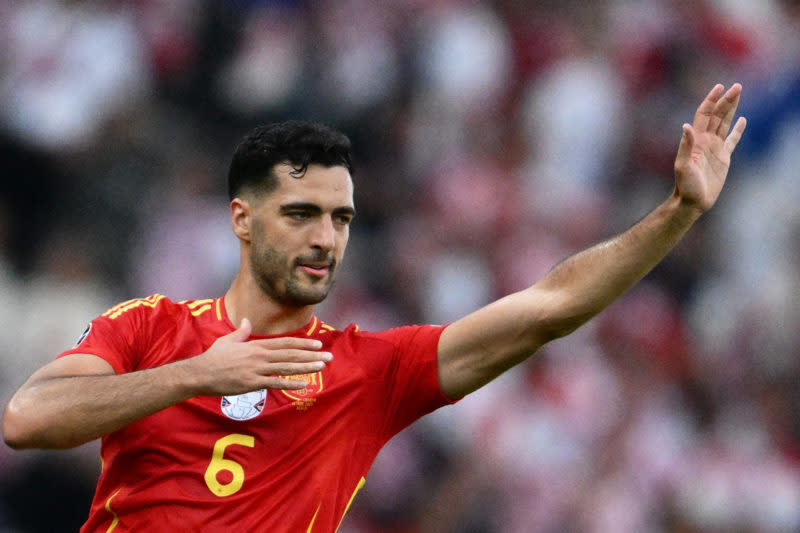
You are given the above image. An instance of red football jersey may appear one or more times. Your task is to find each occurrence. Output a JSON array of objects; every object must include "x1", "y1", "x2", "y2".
[{"x1": 58, "y1": 294, "x2": 454, "y2": 532}]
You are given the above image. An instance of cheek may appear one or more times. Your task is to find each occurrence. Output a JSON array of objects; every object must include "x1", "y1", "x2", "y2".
[
  {"x1": 253, "y1": 226, "x2": 284, "y2": 254},
  {"x1": 251, "y1": 235, "x2": 284, "y2": 268},
  {"x1": 335, "y1": 231, "x2": 349, "y2": 256}
]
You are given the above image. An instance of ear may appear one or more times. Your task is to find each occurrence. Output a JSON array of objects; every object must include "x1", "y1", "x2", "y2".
[{"x1": 230, "y1": 198, "x2": 251, "y2": 242}]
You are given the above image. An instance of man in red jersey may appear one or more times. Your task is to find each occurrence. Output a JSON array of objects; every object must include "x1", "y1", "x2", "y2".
[{"x1": 3, "y1": 84, "x2": 746, "y2": 532}]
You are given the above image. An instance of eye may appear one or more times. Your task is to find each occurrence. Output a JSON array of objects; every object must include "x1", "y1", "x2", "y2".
[
  {"x1": 334, "y1": 214, "x2": 353, "y2": 226},
  {"x1": 286, "y1": 211, "x2": 311, "y2": 221}
]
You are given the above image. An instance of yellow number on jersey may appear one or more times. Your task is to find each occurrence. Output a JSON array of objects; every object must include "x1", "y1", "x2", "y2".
[{"x1": 204, "y1": 433, "x2": 255, "y2": 497}]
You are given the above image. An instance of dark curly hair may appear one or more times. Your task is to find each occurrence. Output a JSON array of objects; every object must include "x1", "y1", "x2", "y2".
[{"x1": 227, "y1": 120, "x2": 354, "y2": 200}]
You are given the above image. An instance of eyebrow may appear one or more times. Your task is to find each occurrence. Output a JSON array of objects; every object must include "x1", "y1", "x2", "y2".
[{"x1": 279, "y1": 202, "x2": 356, "y2": 218}]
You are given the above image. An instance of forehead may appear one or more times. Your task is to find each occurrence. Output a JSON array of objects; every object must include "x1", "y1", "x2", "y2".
[{"x1": 269, "y1": 163, "x2": 354, "y2": 207}]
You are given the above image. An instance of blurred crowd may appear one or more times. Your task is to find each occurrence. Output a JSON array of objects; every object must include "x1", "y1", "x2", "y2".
[{"x1": 1, "y1": 0, "x2": 800, "y2": 531}]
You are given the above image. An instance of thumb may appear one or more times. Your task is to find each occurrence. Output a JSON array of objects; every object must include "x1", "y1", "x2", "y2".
[
  {"x1": 676, "y1": 123, "x2": 695, "y2": 160},
  {"x1": 227, "y1": 318, "x2": 252, "y2": 342},
  {"x1": 674, "y1": 123, "x2": 696, "y2": 174}
]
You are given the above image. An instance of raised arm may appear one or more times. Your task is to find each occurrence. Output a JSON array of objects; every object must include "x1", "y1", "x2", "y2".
[
  {"x1": 437, "y1": 83, "x2": 747, "y2": 399},
  {"x1": 2, "y1": 319, "x2": 332, "y2": 449}
]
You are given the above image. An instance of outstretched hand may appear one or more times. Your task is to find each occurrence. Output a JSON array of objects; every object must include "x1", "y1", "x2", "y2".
[{"x1": 673, "y1": 83, "x2": 747, "y2": 213}]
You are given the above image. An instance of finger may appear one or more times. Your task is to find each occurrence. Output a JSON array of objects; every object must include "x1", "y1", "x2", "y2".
[
  {"x1": 262, "y1": 376, "x2": 311, "y2": 390},
  {"x1": 723, "y1": 116, "x2": 747, "y2": 153},
  {"x1": 258, "y1": 348, "x2": 333, "y2": 363},
  {"x1": 250, "y1": 337, "x2": 324, "y2": 350},
  {"x1": 693, "y1": 84, "x2": 724, "y2": 132},
  {"x1": 714, "y1": 83, "x2": 743, "y2": 137},
  {"x1": 264, "y1": 360, "x2": 329, "y2": 376},
  {"x1": 224, "y1": 318, "x2": 252, "y2": 342},
  {"x1": 675, "y1": 123, "x2": 695, "y2": 164}
]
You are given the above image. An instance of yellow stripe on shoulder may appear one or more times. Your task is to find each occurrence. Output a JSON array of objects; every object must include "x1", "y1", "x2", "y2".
[
  {"x1": 101, "y1": 298, "x2": 139, "y2": 317},
  {"x1": 185, "y1": 299, "x2": 214, "y2": 309},
  {"x1": 190, "y1": 304, "x2": 213, "y2": 317},
  {"x1": 176, "y1": 299, "x2": 216, "y2": 317},
  {"x1": 103, "y1": 294, "x2": 165, "y2": 320}
]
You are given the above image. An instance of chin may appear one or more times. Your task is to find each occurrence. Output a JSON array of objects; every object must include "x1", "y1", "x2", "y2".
[{"x1": 284, "y1": 285, "x2": 332, "y2": 306}]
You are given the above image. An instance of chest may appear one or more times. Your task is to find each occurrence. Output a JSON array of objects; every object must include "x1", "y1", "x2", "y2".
[
  {"x1": 104, "y1": 355, "x2": 384, "y2": 502},
  {"x1": 114, "y1": 330, "x2": 392, "y2": 464}
]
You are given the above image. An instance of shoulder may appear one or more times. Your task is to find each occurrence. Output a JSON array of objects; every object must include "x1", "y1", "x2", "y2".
[
  {"x1": 99, "y1": 294, "x2": 171, "y2": 321},
  {"x1": 86, "y1": 295, "x2": 223, "y2": 369},
  {"x1": 351, "y1": 323, "x2": 447, "y2": 342},
  {"x1": 97, "y1": 295, "x2": 223, "y2": 337},
  {"x1": 100, "y1": 294, "x2": 218, "y2": 321},
  {"x1": 326, "y1": 322, "x2": 447, "y2": 353}
]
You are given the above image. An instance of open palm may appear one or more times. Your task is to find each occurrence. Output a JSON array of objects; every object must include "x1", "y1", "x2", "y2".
[{"x1": 673, "y1": 83, "x2": 747, "y2": 213}]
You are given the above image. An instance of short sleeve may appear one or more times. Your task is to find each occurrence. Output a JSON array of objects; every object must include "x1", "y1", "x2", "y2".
[
  {"x1": 369, "y1": 324, "x2": 457, "y2": 439},
  {"x1": 57, "y1": 302, "x2": 146, "y2": 374}
]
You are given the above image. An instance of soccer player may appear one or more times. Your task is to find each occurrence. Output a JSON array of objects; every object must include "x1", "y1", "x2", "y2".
[{"x1": 2, "y1": 83, "x2": 746, "y2": 532}]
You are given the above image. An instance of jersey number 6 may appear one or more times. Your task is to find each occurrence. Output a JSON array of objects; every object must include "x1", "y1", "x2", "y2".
[{"x1": 204, "y1": 433, "x2": 255, "y2": 497}]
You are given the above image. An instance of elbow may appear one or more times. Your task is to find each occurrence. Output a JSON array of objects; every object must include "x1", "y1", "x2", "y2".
[
  {"x1": 3, "y1": 431, "x2": 28, "y2": 451},
  {"x1": 2, "y1": 397, "x2": 72, "y2": 450},
  {"x1": 540, "y1": 315, "x2": 590, "y2": 341},
  {"x1": 536, "y1": 312, "x2": 598, "y2": 344},
  {"x1": 531, "y1": 294, "x2": 596, "y2": 343},
  {"x1": 520, "y1": 287, "x2": 577, "y2": 344},
  {"x1": 2, "y1": 420, "x2": 81, "y2": 450},
  {"x1": 528, "y1": 282, "x2": 619, "y2": 343},
  {"x1": 2, "y1": 402, "x2": 32, "y2": 450}
]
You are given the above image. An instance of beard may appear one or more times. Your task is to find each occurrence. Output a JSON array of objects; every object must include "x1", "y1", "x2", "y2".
[{"x1": 249, "y1": 236, "x2": 336, "y2": 307}]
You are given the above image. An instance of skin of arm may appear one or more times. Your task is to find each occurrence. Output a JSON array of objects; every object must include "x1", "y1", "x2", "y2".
[
  {"x1": 4, "y1": 354, "x2": 202, "y2": 449},
  {"x1": 2, "y1": 319, "x2": 332, "y2": 449},
  {"x1": 437, "y1": 83, "x2": 748, "y2": 399}
]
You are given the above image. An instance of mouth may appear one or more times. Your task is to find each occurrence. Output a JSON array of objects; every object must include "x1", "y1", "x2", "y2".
[
  {"x1": 295, "y1": 257, "x2": 335, "y2": 279},
  {"x1": 298, "y1": 264, "x2": 330, "y2": 277}
]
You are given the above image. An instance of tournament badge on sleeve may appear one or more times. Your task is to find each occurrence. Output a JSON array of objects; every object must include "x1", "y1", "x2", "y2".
[
  {"x1": 73, "y1": 323, "x2": 93, "y2": 348},
  {"x1": 220, "y1": 389, "x2": 267, "y2": 421}
]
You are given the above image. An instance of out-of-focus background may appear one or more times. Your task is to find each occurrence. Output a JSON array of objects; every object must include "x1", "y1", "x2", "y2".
[{"x1": 1, "y1": 0, "x2": 799, "y2": 531}]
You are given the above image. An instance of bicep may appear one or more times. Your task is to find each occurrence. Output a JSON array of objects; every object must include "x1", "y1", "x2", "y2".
[
  {"x1": 437, "y1": 287, "x2": 558, "y2": 399},
  {"x1": 24, "y1": 354, "x2": 116, "y2": 385}
]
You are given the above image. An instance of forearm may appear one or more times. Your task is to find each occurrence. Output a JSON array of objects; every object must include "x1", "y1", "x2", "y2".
[
  {"x1": 439, "y1": 192, "x2": 702, "y2": 397},
  {"x1": 439, "y1": 83, "x2": 744, "y2": 399},
  {"x1": 3, "y1": 360, "x2": 199, "y2": 449},
  {"x1": 533, "y1": 189, "x2": 701, "y2": 338}
]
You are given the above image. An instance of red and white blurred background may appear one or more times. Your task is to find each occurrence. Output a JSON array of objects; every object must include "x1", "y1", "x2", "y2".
[{"x1": 1, "y1": 1, "x2": 800, "y2": 531}]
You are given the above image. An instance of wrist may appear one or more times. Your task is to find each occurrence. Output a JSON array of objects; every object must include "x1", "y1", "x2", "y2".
[
  {"x1": 669, "y1": 187, "x2": 706, "y2": 223},
  {"x1": 168, "y1": 357, "x2": 208, "y2": 398}
]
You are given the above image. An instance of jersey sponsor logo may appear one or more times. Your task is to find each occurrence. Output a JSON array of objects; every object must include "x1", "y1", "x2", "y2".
[
  {"x1": 73, "y1": 323, "x2": 92, "y2": 348},
  {"x1": 281, "y1": 372, "x2": 323, "y2": 410},
  {"x1": 220, "y1": 389, "x2": 267, "y2": 420}
]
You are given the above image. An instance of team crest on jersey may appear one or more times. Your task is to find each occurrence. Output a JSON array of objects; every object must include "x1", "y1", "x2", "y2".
[
  {"x1": 281, "y1": 372, "x2": 323, "y2": 410},
  {"x1": 220, "y1": 389, "x2": 267, "y2": 420}
]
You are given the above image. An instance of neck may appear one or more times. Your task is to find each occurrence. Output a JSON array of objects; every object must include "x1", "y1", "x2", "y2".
[{"x1": 224, "y1": 272, "x2": 315, "y2": 335}]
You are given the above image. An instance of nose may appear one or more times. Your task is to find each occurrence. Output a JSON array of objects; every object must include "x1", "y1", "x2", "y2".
[{"x1": 309, "y1": 216, "x2": 336, "y2": 251}]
